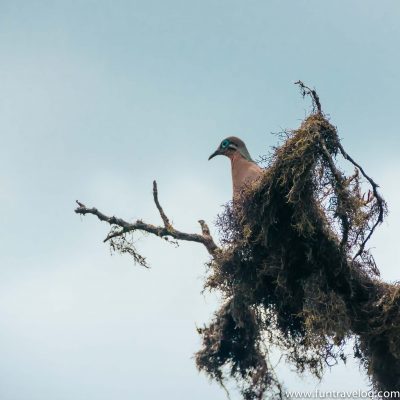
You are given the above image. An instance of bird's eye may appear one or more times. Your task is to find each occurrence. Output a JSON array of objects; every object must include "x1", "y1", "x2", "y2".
[{"x1": 221, "y1": 139, "x2": 229, "y2": 149}]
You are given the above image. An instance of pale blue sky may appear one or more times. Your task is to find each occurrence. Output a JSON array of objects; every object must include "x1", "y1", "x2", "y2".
[{"x1": 0, "y1": 1, "x2": 399, "y2": 399}]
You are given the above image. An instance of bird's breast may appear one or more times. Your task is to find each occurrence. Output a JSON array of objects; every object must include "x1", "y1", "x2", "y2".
[{"x1": 231, "y1": 156, "x2": 263, "y2": 196}]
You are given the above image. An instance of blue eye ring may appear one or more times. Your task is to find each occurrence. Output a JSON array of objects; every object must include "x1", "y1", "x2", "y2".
[{"x1": 221, "y1": 139, "x2": 230, "y2": 149}]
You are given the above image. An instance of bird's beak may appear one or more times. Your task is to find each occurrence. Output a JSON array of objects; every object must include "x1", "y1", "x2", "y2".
[{"x1": 208, "y1": 149, "x2": 221, "y2": 160}]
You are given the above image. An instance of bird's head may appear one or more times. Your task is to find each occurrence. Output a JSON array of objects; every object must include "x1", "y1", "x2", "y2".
[{"x1": 208, "y1": 136, "x2": 253, "y2": 162}]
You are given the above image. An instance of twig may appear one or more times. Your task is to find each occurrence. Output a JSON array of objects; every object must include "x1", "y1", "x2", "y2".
[
  {"x1": 153, "y1": 180, "x2": 173, "y2": 230},
  {"x1": 198, "y1": 219, "x2": 211, "y2": 236},
  {"x1": 297, "y1": 81, "x2": 386, "y2": 259},
  {"x1": 295, "y1": 80, "x2": 322, "y2": 113},
  {"x1": 336, "y1": 143, "x2": 386, "y2": 260},
  {"x1": 75, "y1": 182, "x2": 219, "y2": 257},
  {"x1": 104, "y1": 227, "x2": 128, "y2": 242}
]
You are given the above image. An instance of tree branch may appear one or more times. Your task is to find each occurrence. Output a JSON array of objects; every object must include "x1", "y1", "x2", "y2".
[
  {"x1": 297, "y1": 80, "x2": 386, "y2": 261},
  {"x1": 152, "y1": 180, "x2": 173, "y2": 230},
  {"x1": 75, "y1": 181, "x2": 219, "y2": 258},
  {"x1": 295, "y1": 80, "x2": 322, "y2": 113},
  {"x1": 336, "y1": 143, "x2": 387, "y2": 260}
]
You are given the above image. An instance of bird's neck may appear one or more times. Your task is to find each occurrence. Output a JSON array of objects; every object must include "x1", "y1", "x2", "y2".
[
  {"x1": 230, "y1": 153, "x2": 254, "y2": 187},
  {"x1": 230, "y1": 152, "x2": 253, "y2": 169}
]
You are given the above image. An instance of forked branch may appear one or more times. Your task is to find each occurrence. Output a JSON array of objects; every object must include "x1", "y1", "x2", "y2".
[
  {"x1": 296, "y1": 80, "x2": 386, "y2": 261},
  {"x1": 75, "y1": 181, "x2": 219, "y2": 259},
  {"x1": 336, "y1": 144, "x2": 386, "y2": 260}
]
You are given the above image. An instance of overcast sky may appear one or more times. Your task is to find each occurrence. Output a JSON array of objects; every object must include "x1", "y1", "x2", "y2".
[{"x1": 0, "y1": 1, "x2": 399, "y2": 399}]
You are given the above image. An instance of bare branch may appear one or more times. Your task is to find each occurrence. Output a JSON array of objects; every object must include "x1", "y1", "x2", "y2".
[
  {"x1": 75, "y1": 182, "x2": 219, "y2": 258},
  {"x1": 104, "y1": 227, "x2": 127, "y2": 242},
  {"x1": 295, "y1": 80, "x2": 386, "y2": 260},
  {"x1": 153, "y1": 180, "x2": 173, "y2": 230},
  {"x1": 198, "y1": 219, "x2": 211, "y2": 236},
  {"x1": 295, "y1": 80, "x2": 322, "y2": 113},
  {"x1": 336, "y1": 143, "x2": 387, "y2": 260}
]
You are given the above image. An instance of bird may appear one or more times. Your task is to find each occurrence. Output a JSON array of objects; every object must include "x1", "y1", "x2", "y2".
[{"x1": 208, "y1": 136, "x2": 263, "y2": 197}]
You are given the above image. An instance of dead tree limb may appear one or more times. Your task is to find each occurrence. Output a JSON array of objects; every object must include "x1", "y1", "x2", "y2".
[
  {"x1": 295, "y1": 80, "x2": 386, "y2": 261},
  {"x1": 295, "y1": 80, "x2": 322, "y2": 113},
  {"x1": 75, "y1": 181, "x2": 219, "y2": 259},
  {"x1": 335, "y1": 143, "x2": 386, "y2": 260}
]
